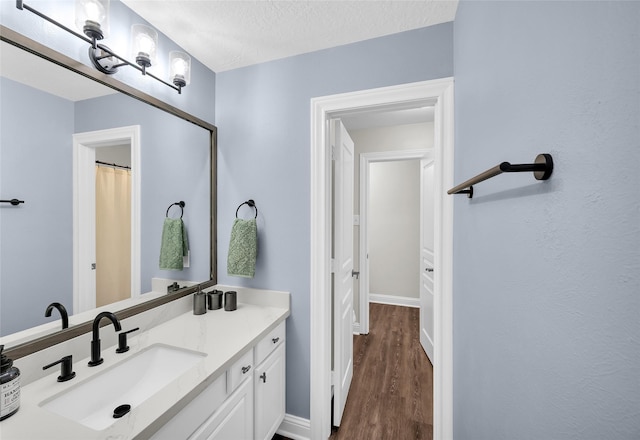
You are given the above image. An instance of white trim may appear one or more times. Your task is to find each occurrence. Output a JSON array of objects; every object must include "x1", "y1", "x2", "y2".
[
  {"x1": 277, "y1": 414, "x2": 311, "y2": 440},
  {"x1": 73, "y1": 125, "x2": 141, "y2": 314},
  {"x1": 310, "y1": 78, "x2": 454, "y2": 440},
  {"x1": 369, "y1": 293, "x2": 420, "y2": 308},
  {"x1": 359, "y1": 148, "x2": 431, "y2": 335}
]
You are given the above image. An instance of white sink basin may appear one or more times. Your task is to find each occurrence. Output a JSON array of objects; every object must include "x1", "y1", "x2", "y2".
[{"x1": 40, "y1": 343, "x2": 206, "y2": 431}]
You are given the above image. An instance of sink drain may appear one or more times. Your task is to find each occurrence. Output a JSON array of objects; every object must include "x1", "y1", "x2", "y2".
[{"x1": 113, "y1": 404, "x2": 131, "y2": 419}]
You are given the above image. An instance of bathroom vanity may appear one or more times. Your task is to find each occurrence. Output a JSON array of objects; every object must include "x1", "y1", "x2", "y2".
[{"x1": 0, "y1": 287, "x2": 289, "y2": 440}]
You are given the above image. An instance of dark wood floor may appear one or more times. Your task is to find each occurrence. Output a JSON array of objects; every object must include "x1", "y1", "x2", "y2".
[{"x1": 274, "y1": 303, "x2": 433, "y2": 440}]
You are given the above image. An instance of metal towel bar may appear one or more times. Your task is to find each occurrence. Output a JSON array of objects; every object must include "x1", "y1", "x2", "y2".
[
  {"x1": 448, "y1": 153, "x2": 553, "y2": 198},
  {"x1": 0, "y1": 199, "x2": 24, "y2": 205}
]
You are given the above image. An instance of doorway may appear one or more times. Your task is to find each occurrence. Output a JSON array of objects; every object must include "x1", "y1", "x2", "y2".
[
  {"x1": 310, "y1": 78, "x2": 454, "y2": 440},
  {"x1": 72, "y1": 125, "x2": 141, "y2": 314},
  {"x1": 357, "y1": 149, "x2": 431, "y2": 337}
]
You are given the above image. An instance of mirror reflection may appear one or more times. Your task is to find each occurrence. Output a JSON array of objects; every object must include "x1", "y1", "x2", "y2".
[{"x1": 0, "y1": 41, "x2": 211, "y2": 338}]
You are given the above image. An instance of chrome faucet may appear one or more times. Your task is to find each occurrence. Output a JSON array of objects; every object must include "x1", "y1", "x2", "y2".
[
  {"x1": 88, "y1": 311, "x2": 122, "y2": 367},
  {"x1": 45, "y1": 302, "x2": 69, "y2": 330}
]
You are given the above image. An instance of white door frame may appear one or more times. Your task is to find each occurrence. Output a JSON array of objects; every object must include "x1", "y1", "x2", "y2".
[
  {"x1": 310, "y1": 78, "x2": 454, "y2": 440},
  {"x1": 72, "y1": 125, "x2": 141, "y2": 313},
  {"x1": 358, "y1": 149, "x2": 431, "y2": 335}
]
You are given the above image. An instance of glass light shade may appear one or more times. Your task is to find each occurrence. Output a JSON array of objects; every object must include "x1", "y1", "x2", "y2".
[
  {"x1": 169, "y1": 51, "x2": 191, "y2": 88},
  {"x1": 131, "y1": 24, "x2": 158, "y2": 68},
  {"x1": 75, "y1": 0, "x2": 110, "y2": 40}
]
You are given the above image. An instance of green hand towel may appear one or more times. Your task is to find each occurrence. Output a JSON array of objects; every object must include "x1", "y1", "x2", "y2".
[
  {"x1": 159, "y1": 218, "x2": 189, "y2": 270},
  {"x1": 227, "y1": 218, "x2": 257, "y2": 278}
]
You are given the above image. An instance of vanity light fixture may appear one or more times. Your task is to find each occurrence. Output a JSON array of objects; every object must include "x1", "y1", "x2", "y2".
[
  {"x1": 131, "y1": 24, "x2": 157, "y2": 72},
  {"x1": 169, "y1": 51, "x2": 191, "y2": 89},
  {"x1": 16, "y1": 0, "x2": 190, "y2": 94}
]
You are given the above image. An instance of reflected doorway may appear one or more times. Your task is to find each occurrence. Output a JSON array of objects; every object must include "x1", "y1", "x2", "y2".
[{"x1": 73, "y1": 126, "x2": 141, "y2": 314}]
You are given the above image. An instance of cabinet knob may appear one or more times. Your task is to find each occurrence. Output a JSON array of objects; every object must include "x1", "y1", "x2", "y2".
[
  {"x1": 260, "y1": 372, "x2": 267, "y2": 383},
  {"x1": 272, "y1": 337, "x2": 280, "y2": 344},
  {"x1": 242, "y1": 365, "x2": 251, "y2": 374}
]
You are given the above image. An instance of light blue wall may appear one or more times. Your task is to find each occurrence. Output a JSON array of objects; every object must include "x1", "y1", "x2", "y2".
[
  {"x1": 0, "y1": 78, "x2": 74, "y2": 335},
  {"x1": 215, "y1": 23, "x2": 453, "y2": 419},
  {"x1": 0, "y1": 0, "x2": 215, "y2": 123},
  {"x1": 453, "y1": 2, "x2": 640, "y2": 439},
  {"x1": 75, "y1": 93, "x2": 211, "y2": 292}
]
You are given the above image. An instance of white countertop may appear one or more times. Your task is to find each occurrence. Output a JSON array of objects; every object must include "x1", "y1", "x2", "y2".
[{"x1": 0, "y1": 288, "x2": 290, "y2": 440}]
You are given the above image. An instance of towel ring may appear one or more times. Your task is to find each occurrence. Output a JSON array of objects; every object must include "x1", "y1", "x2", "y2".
[
  {"x1": 236, "y1": 199, "x2": 258, "y2": 219},
  {"x1": 166, "y1": 201, "x2": 185, "y2": 219}
]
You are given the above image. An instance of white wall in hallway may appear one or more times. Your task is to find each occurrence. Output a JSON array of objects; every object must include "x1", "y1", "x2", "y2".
[{"x1": 369, "y1": 160, "x2": 420, "y2": 300}]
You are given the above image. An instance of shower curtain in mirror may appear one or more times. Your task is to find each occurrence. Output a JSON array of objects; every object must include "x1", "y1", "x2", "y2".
[{"x1": 95, "y1": 165, "x2": 131, "y2": 307}]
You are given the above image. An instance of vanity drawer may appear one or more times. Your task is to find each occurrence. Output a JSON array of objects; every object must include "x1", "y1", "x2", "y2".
[
  {"x1": 255, "y1": 321, "x2": 286, "y2": 365},
  {"x1": 227, "y1": 349, "x2": 253, "y2": 394},
  {"x1": 150, "y1": 372, "x2": 227, "y2": 440}
]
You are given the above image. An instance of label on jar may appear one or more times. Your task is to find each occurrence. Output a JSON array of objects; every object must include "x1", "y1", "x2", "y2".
[{"x1": 1, "y1": 376, "x2": 20, "y2": 418}]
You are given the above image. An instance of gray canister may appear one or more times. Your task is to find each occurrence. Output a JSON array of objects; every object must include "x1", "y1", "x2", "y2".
[
  {"x1": 224, "y1": 291, "x2": 237, "y2": 311},
  {"x1": 193, "y1": 291, "x2": 207, "y2": 315},
  {"x1": 207, "y1": 290, "x2": 223, "y2": 310}
]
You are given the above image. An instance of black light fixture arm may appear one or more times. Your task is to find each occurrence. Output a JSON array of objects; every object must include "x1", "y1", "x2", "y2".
[
  {"x1": 16, "y1": 0, "x2": 183, "y2": 94},
  {"x1": 90, "y1": 42, "x2": 183, "y2": 93},
  {"x1": 448, "y1": 153, "x2": 553, "y2": 198},
  {"x1": 17, "y1": 0, "x2": 94, "y2": 47}
]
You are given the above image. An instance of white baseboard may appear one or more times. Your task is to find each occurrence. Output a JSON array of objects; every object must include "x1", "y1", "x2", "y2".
[
  {"x1": 277, "y1": 413, "x2": 311, "y2": 440},
  {"x1": 369, "y1": 293, "x2": 420, "y2": 308}
]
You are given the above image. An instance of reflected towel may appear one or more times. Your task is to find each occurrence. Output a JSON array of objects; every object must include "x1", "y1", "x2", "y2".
[
  {"x1": 227, "y1": 218, "x2": 257, "y2": 278},
  {"x1": 159, "y1": 218, "x2": 189, "y2": 270}
]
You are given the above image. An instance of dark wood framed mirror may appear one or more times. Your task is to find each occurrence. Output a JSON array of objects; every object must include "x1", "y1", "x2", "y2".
[{"x1": 0, "y1": 25, "x2": 217, "y2": 359}]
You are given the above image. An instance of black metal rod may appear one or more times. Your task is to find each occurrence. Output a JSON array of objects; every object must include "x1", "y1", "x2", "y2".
[
  {"x1": 96, "y1": 160, "x2": 131, "y2": 170},
  {"x1": 1, "y1": 199, "x2": 24, "y2": 205},
  {"x1": 500, "y1": 162, "x2": 548, "y2": 173},
  {"x1": 448, "y1": 154, "x2": 553, "y2": 197},
  {"x1": 17, "y1": 1, "x2": 181, "y2": 94},
  {"x1": 20, "y1": 2, "x2": 94, "y2": 47}
]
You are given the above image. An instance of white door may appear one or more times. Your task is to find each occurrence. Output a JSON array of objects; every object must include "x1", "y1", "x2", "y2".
[
  {"x1": 420, "y1": 158, "x2": 435, "y2": 363},
  {"x1": 332, "y1": 119, "x2": 355, "y2": 426}
]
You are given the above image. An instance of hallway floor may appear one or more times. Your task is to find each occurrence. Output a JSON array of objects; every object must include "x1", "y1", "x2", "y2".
[{"x1": 275, "y1": 302, "x2": 433, "y2": 440}]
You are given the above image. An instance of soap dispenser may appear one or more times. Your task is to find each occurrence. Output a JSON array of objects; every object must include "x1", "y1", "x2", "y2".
[{"x1": 0, "y1": 345, "x2": 20, "y2": 421}]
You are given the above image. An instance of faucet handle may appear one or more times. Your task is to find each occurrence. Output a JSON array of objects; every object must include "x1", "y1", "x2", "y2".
[
  {"x1": 43, "y1": 355, "x2": 76, "y2": 382},
  {"x1": 116, "y1": 327, "x2": 140, "y2": 354}
]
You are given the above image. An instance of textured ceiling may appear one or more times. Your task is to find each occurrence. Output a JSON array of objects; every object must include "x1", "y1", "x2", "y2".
[{"x1": 121, "y1": 0, "x2": 459, "y2": 73}]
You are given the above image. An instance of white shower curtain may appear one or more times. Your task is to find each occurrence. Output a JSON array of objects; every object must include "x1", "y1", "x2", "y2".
[{"x1": 95, "y1": 165, "x2": 131, "y2": 307}]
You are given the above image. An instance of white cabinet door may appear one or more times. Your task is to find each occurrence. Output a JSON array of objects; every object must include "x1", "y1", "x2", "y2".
[
  {"x1": 191, "y1": 378, "x2": 254, "y2": 440},
  {"x1": 254, "y1": 343, "x2": 286, "y2": 440},
  {"x1": 150, "y1": 374, "x2": 227, "y2": 440}
]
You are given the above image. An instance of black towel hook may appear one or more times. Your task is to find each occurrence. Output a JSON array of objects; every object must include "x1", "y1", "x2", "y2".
[
  {"x1": 166, "y1": 201, "x2": 185, "y2": 219},
  {"x1": 236, "y1": 199, "x2": 258, "y2": 219}
]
